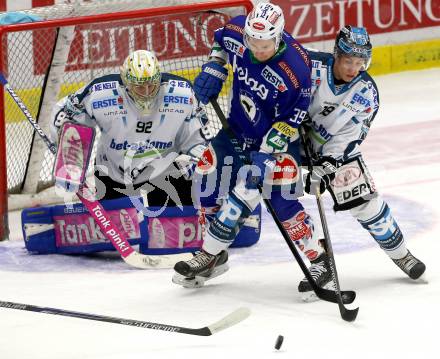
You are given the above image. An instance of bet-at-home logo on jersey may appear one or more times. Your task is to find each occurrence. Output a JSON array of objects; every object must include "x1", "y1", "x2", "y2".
[
  {"x1": 261, "y1": 66, "x2": 287, "y2": 92},
  {"x1": 237, "y1": 66, "x2": 268, "y2": 100}
]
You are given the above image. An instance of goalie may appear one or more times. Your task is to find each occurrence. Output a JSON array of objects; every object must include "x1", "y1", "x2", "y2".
[{"x1": 50, "y1": 50, "x2": 210, "y2": 208}]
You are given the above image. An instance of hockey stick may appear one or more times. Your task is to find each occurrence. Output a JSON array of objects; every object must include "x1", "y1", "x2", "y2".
[
  {"x1": 299, "y1": 126, "x2": 359, "y2": 322},
  {"x1": 0, "y1": 72, "x2": 191, "y2": 269},
  {"x1": 0, "y1": 300, "x2": 250, "y2": 336},
  {"x1": 210, "y1": 99, "x2": 356, "y2": 306}
]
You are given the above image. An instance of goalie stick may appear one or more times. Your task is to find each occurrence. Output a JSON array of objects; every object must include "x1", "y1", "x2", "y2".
[
  {"x1": 210, "y1": 99, "x2": 356, "y2": 307},
  {"x1": 299, "y1": 125, "x2": 359, "y2": 322},
  {"x1": 0, "y1": 300, "x2": 250, "y2": 336},
  {"x1": 0, "y1": 72, "x2": 191, "y2": 269}
]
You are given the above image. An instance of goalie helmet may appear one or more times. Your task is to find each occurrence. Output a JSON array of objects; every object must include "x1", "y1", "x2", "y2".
[
  {"x1": 120, "y1": 50, "x2": 161, "y2": 114},
  {"x1": 334, "y1": 26, "x2": 372, "y2": 70},
  {"x1": 244, "y1": 2, "x2": 285, "y2": 51}
]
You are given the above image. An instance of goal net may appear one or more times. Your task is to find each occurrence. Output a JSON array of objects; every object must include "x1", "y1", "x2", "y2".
[{"x1": 0, "y1": 0, "x2": 253, "y2": 239}]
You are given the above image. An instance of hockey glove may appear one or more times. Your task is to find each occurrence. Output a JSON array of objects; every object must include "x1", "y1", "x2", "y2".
[
  {"x1": 174, "y1": 143, "x2": 208, "y2": 180},
  {"x1": 245, "y1": 151, "x2": 276, "y2": 190},
  {"x1": 193, "y1": 62, "x2": 228, "y2": 104},
  {"x1": 260, "y1": 122, "x2": 298, "y2": 154},
  {"x1": 304, "y1": 156, "x2": 339, "y2": 195},
  {"x1": 64, "y1": 94, "x2": 85, "y2": 117}
]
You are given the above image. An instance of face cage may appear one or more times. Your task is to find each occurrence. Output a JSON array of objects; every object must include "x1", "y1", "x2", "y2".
[{"x1": 126, "y1": 82, "x2": 160, "y2": 115}]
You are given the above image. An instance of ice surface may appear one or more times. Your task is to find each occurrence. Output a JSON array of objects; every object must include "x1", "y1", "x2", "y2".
[{"x1": 1, "y1": 68, "x2": 439, "y2": 359}]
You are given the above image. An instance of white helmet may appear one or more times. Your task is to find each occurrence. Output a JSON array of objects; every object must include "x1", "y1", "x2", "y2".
[
  {"x1": 120, "y1": 50, "x2": 161, "y2": 114},
  {"x1": 244, "y1": 2, "x2": 285, "y2": 50}
]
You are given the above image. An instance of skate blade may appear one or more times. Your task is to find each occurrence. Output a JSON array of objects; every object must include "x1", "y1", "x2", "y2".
[
  {"x1": 172, "y1": 263, "x2": 229, "y2": 289},
  {"x1": 301, "y1": 291, "x2": 319, "y2": 303}
]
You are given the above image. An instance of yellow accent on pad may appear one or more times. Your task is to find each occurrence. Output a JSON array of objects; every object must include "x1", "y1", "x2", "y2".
[{"x1": 272, "y1": 122, "x2": 297, "y2": 137}]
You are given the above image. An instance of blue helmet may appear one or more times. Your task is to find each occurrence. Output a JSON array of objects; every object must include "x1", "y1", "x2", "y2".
[{"x1": 334, "y1": 26, "x2": 372, "y2": 70}]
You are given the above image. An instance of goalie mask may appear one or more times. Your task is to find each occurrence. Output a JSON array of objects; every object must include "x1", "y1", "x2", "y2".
[
  {"x1": 334, "y1": 26, "x2": 372, "y2": 71},
  {"x1": 120, "y1": 50, "x2": 161, "y2": 114},
  {"x1": 244, "y1": 2, "x2": 285, "y2": 53}
]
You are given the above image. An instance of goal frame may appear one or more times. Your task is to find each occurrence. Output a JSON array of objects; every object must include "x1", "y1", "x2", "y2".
[{"x1": 0, "y1": 0, "x2": 253, "y2": 240}]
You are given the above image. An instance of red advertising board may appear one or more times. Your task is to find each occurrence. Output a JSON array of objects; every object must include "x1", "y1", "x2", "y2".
[
  {"x1": 273, "y1": 0, "x2": 440, "y2": 42},
  {"x1": 32, "y1": 12, "x2": 228, "y2": 75}
]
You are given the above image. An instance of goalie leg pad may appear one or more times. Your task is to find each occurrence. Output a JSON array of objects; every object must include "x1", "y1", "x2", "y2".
[
  {"x1": 54, "y1": 122, "x2": 95, "y2": 192},
  {"x1": 21, "y1": 197, "x2": 144, "y2": 255}
]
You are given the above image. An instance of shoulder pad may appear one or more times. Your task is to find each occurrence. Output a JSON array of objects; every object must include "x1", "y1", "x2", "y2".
[
  {"x1": 224, "y1": 15, "x2": 246, "y2": 36},
  {"x1": 309, "y1": 51, "x2": 333, "y2": 65}
]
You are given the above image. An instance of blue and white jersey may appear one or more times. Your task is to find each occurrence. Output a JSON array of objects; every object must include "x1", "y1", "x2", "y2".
[
  {"x1": 51, "y1": 73, "x2": 206, "y2": 184},
  {"x1": 212, "y1": 15, "x2": 311, "y2": 150},
  {"x1": 307, "y1": 51, "x2": 380, "y2": 161}
]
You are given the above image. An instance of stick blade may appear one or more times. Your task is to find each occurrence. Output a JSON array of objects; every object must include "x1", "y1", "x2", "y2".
[
  {"x1": 316, "y1": 288, "x2": 356, "y2": 304},
  {"x1": 124, "y1": 252, "x2": 193, "y2": 269},
  {"x1": 207, "y1": 307, "x2": 251, "y2": 335},
  {"x1": 341, "y1": 307, "x2": 359, "y2": 322}
]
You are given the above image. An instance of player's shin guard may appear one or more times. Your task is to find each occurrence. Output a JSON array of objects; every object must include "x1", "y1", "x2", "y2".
[
  {"x1": 282, "y1": 210, "x2": 324, "y2": 261},
  {"x1": 352, "y1": 197, "x2": 426, "y2": 279},
  {"x1": 352, "y1": 198, "x2": 407, "y2": 258},
  {"x1": 281, "y1": 210, "x2": 332, "y2": 300},
  {"x1": 172, "y1": 188, "x2": 256, "y2": 288}
]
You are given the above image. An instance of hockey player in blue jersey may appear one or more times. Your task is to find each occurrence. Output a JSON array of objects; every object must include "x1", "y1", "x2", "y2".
[
  {"x1": 172, "y1": 2, "x2": 316, "y2": 287},
  {"x1": 50, "y1": 50, "x2": 209, "y2": 208},
  {"x1": 297, "y1": 26, "x2": 426, "y2": 298}
]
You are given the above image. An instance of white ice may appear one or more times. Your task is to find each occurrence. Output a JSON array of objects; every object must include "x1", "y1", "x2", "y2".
[{"x1": 1, "y1": 68, "x2": 440, "y2": 359}]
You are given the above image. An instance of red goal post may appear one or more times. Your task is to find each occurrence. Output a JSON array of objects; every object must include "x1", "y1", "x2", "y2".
[{"x1": 0, "y1": 0, "x2": 253, "y2": 240}]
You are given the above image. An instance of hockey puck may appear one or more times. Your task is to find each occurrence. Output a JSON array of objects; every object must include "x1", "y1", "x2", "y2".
[{"x1": 274, "y1": 335, "x2": 284, "y2": 350}]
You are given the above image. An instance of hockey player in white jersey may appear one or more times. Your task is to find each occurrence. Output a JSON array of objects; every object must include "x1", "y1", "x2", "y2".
[
  {"x1": 298, "y1": 26, "x2": 426, "y2": 297},
  {"x1": 50, "y1": 50, "x2": 209, "y2": 207}
]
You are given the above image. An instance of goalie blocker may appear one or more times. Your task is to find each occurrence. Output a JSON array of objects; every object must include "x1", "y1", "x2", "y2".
[
  {"x1": 54, "y1": 122, "x2": 95, "y2": 193},
  {"x1": 21, "y1": 199, "x2": 261, "y2": 256}
]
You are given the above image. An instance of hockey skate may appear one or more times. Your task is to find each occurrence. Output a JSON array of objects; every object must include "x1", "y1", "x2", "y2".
[
  {"x1": 392, "y1": 250, "x2": 426, "y2": 280},
  {"x1": 172, "y1": 250, "x2": 229, "y2": 288},
  {"x1": 298, "y1": 252, "x2": 335, "y2": 302}
]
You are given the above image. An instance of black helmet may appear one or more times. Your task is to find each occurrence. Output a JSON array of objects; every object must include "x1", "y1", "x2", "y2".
[{"x1": 334, "y1": 25, "x2": 372, "y2": 70}]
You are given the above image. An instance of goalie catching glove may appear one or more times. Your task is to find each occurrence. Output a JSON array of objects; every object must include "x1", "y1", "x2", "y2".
[{"x1": 304, "y1": 156, "x2": 339, "y2": 195}]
